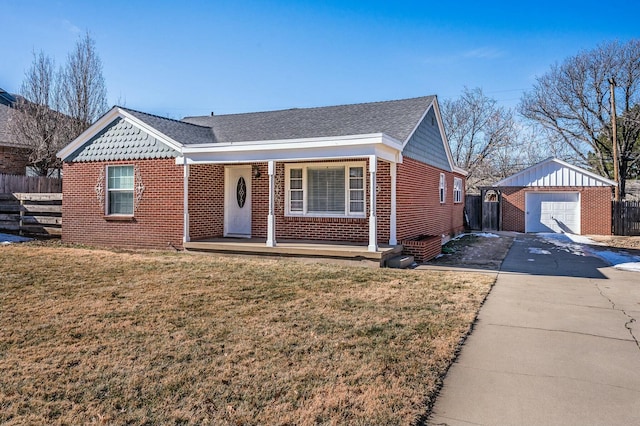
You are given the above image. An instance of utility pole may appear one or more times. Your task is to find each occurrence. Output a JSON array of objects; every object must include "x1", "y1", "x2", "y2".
[{"x1": 609, "y1": 77, "x2": 620, "y2": 201}]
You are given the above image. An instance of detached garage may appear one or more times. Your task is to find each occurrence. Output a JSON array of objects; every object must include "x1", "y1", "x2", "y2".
[{"x1": 494, "y1": 158, "x2": 616, "y2": 235}]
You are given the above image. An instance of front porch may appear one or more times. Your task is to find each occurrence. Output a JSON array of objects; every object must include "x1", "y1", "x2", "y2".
[{"x1": 184, "y1": 238, "x2": 403, "y2": 266}]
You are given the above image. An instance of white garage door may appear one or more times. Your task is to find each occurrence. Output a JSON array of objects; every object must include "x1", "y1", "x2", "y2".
[{"x1": 525, "y1": 192, "x2": 580, "y2": 234}]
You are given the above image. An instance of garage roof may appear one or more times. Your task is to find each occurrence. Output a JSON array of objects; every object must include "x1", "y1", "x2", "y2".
[{"x1": 494, "y1": 157, "x2": 617, "y2": 187}]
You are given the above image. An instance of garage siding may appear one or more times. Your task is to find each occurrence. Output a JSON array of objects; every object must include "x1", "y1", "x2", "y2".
[{"x1": 501, "y1": 186, "x2": 612, "y2": 235}]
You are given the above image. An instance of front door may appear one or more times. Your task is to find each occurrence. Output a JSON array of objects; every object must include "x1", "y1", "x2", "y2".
[{"x1": 224, "y1": 166, "x2": 252, "y2": 237}]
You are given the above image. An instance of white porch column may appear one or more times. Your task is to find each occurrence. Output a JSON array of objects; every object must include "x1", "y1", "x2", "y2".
[
  {"x1": 183, "y1": 163, "x2": 190, "y2": 243},
  {"x1": 266, "y1": 160, "x2": 277, "y2": 247},
  {"x1": 389, "y1": 162, "x2": 397, "y2": 246},
  {"x1": 368, "y1": 155, "x2": 378, "y2": 252}
]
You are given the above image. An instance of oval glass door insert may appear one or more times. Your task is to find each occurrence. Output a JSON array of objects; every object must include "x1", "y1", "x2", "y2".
[{"x1": 236, "y1": 177, "x2": 247, "y2": 208}]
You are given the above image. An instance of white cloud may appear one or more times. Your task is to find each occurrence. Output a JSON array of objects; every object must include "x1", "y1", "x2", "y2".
[
  {"x1": 62, "y1": 19, "x2": 81, "y2": 35},
  {"x1": 422, "y1": 46, "x2": 506, "y2": 65},
  {"x1": 463, "y1": 47, "x2": 505, "y2": 59}
]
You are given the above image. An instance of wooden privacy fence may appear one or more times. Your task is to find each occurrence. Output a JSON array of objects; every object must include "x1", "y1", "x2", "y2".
[
  {"x1": 0, "y1": 193, "x2": 62, "y2": 237},
  {"x1": 465, "y1": 190, "x2": 501, "y2": 231},
  {"x1": 0, "y1": 173, "x2": 62, "y2": 193},
  {"x1": 612, "y1": 200, "x2": 640, "y2": 236},
  {"x1": 465, "y1": 194, "x2": 482, "y2": 230}
]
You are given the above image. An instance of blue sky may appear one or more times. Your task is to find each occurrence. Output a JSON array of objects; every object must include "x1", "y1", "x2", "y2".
[{"x1": 1, "y1": 0, "x2": 638, "y2": 118}]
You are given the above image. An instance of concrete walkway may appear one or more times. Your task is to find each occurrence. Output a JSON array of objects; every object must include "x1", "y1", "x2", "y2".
[{"x1": 429, "y1": 234, "x2": 640, "y2": 425}]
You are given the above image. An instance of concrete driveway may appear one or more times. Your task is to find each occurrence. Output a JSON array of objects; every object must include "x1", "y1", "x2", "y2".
[{"x1": 428, "y1": 233, "x2": 640, "y2": 425}]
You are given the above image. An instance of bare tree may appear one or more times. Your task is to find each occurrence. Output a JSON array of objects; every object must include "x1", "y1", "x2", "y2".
[
  {"x1": 520, "y1": 39, "x2": 640, "y2": 197},
  {"x1": 60, "y1": 32, "x2": 108, "y2": 139},
  {"x1": 441, "y1": 87, "x2": 517, "y2": 191},
  {"x1": 9, "y1": 52, "x2": 67, "y2": 176},
  {"x1": 9, "y1": 33, "x2": 108, "y2": 176}
]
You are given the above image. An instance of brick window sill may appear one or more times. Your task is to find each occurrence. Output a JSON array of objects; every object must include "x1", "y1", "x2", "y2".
[
  {"x1": 284, "y1": 215, "x2": 367, "y2": 223},
  {"x1": 104, "y1": 215, "x2": 135, "y2": 222}
]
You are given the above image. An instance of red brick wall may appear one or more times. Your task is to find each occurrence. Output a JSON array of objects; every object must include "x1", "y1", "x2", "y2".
[
  {"x1": 273, "y1": 159, "x2": 378, "y2": 243},
  {"x1": 63, "y1": 157, "x2": 468, "y2": 250},
  {"x1": 62, "y1": 158, "x2": 184, "y2": 249},
  {"x1": 0, "y1": 146, "x2": 29, "y2": 175},
  {"x1": 188, "y1": 164, "x2": 225, "y2": 240},
  {"x1": 273, "y1": 159, "x2": 392, "y2": 243},
  {"x1": 187, "y1": 160, "x2": 392, "y2": 244},
  {"x1": 396, "y1": 157, "x2": 465, "y2": 241},
  {"x1": 500, "y1": 186, "x2": 612, "y2": 235},
  {"x1": 187, "y1": 158, "x2": 464, "y2": 246},
  {"x1": 402, "y1": 236, "x2": 442, "y2": 263}
]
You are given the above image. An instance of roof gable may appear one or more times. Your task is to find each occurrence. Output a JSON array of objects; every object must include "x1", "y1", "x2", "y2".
[
  {"x1": 66, "y1": 116, "x2": 179, "y2": 162},
  {"x1": 402, "y1": 103, "x2": 452, "y2": 171},
  {"x1": 57, "y1": 106, "x2": 186, "y2": 161},
  {"x1": 182, "y1": 96, "x2": 435, "y2": 144},
  {"x1": 122, "y1": 108, "x2": 214, "y2": 145},
  {"x1": 494, "y1": 157, "x2": 616, "y2": 187}
]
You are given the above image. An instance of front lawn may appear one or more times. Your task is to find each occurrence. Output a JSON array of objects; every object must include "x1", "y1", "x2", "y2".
[{"x1": 0, "y1": 244, "x2": 493, "y2": 425}]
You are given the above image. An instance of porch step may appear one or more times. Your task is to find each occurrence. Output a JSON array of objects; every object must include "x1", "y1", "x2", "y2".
[{"x1": 385, "y1": 254, "x2": 415, "y2": 269}]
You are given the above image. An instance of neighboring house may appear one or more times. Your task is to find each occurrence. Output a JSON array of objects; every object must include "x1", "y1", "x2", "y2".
[
  {"x1": 57, "y1": 96, "x2": 467, "y2": 262},
  {"x1": 0, "y1": 89, "x2": 29, "y2": 175},
  {"x1": 494, "y1": 157, "x2": 615, "y2": 235}
]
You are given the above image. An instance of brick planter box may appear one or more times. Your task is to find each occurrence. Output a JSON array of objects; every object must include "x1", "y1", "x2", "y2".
[{"x1": 401, "y1": 235, "x2": 442, "y2": 262}]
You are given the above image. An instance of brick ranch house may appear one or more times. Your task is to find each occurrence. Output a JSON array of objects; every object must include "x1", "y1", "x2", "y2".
[
  {"x1": 57, "y1": 96, "x2": 467, "y2": 262},
  {"x1": 494, "y1": 157, "x2": 615, "y2": 235}
]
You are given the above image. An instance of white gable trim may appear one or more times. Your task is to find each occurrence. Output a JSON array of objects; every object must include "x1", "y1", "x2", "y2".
[
  {"x1": 494, "y1": 157, "x2": 617, "y2": 187},
  {"x1": 400, "y1": 97, "x2": 467, "y2": 176},
  {"x1": 57, "y1": 106, "x2": 184, "y2": 161}
]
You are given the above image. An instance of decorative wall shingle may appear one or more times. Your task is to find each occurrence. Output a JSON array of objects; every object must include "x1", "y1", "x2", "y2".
[{"x1": 67, "y1": 117, "x2": 179, "y2": 162}]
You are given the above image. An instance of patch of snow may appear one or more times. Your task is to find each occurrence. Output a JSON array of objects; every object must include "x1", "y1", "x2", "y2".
[
  {"x1": 0, "y1": 233, "x2": 32, "y2": 244},
  {"x1": 613, "y1": 262, "x2": 640, "y2": 272},
  {"x1": 595, "y1": 250, "x2": 638, "y2": 265},
  {"x1": 539, "y1": 232, "x2": 640, "y2": 272},
  {"x1": 435, "y1": 254, "x2": 444, "y2": 259},
  {"x1": 527, "y1": 259, "x2": 535, "y2": 262},
  {"x1": 539, "y1": 233, "x2": 587, "y2": 256},
  {"x1": 593, "y1": 249, "x2": 640, "y2": 271},
  {"x1": 474, "y1": 232, "x2": 500, "y2": 238},
  {"x1": 528, "y1": 247, "x2": 551, "y2": 255},
  {"x1": 563, "y1": 233, "x2": 605, "y2": 246}
]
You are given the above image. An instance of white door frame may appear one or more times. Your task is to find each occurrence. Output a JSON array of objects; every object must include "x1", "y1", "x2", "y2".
[{"x1": 224, "y1": 165, "x2": 252, "y2": 237}]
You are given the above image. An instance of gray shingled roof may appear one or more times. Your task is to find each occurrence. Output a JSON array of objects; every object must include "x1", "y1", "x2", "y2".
[
  {"x1": 64, "y1": 96, "x2": 437, "y2": 162},
  {"x1": 66, "y1": 117, "x2": 179, "y2": 162},
  {"x1": 182, "y1": 96, "x2": 435, "y2": 144},
  {"x1": 121, "y1": 107, "x2": 215, "y2": 145}
]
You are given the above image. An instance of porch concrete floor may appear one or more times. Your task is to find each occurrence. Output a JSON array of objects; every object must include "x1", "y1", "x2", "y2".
[{"x1": 184, "y1": 238, "x2": 402, "y2": 265}]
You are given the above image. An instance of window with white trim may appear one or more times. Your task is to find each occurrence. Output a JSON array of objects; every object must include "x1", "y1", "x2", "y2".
[
  {"x1": 289, "y1": 168, "x2": 303, "y2": 212},
  {"x1": 439, "y1": 173, "x2": 446, "y2": 204},
  {"x1": 286, "y1": 162, "x2": 366, "y2": 217},
  {"x1": 107, "y1": 165, "x2": 134, "y2": 215},
  {"x1": 348, "y1": 166, "x2": 365, "y2": 213},
  {"x1": 453, "y1": 177, "x2": 463, "y2": 203}
]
